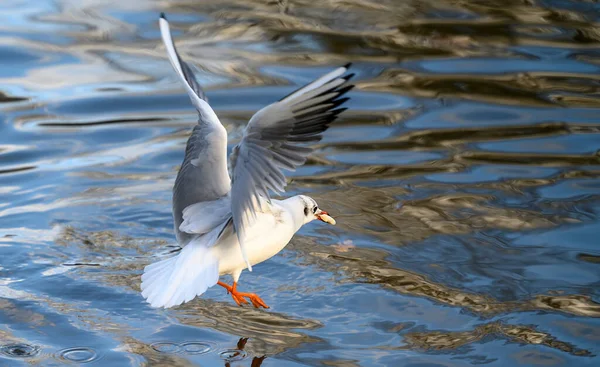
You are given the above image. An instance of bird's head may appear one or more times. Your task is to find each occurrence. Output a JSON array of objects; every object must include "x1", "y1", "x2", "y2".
[{"x1": 299, "y1": 195, "x2": 336, "y2": 225}]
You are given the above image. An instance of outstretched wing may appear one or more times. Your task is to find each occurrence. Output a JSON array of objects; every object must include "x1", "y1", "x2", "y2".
[
  {"x1": 160, "y1": 14, "x2": 231, "y2": 245},
  {"x1": 229, "y1": 65, "x2": 354, "y2": 269}
]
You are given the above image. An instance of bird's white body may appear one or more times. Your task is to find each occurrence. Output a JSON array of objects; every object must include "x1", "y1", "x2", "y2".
[
  {"x1": 214, "y1": 198, "x2": 302, "y2": 279},
  {"x1": 142, "y1": 197, "x2": 309, "y2": 308}
]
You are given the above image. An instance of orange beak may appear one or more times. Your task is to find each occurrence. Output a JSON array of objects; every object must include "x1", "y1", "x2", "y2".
[{"x1": 316, "y1": 210, "x2": 336, "y2": 225}]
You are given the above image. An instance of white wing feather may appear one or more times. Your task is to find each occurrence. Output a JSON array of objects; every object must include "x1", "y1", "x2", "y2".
[
  {"x1": 141, "y1": 223, "x2": 225, "y2": 308},
  {"x1": 229, "y1": 65, "x2": 354, "y2": 270},
  {"x1": 179, "y1": 197, "x2": 231, "y2": 234}
]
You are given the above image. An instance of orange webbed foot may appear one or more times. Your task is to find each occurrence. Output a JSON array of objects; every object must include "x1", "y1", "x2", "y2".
[
  {"x1": 217, "y1": 281, "x2": 269, "y2": 309},
  {"x1": 233, "y1": 291, "x2": 269, "y2": 308}
]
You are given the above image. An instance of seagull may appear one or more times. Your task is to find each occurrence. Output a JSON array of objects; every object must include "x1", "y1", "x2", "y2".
[{"x1": 141, "y1": 14, "x2": 354, "y2": 309}]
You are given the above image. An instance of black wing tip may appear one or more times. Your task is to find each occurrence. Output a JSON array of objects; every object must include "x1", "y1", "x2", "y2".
[
  {"x1": 328, "y1": 108, "x2": 347, "y2": 124},
  {"x1": 160, "y1": 12, "x2": 167, "y2": 20},
  {"x1": 313, "y1": 79, "x2": 354, "y2": 100},
  {"x1": 342, "y1": 73, "x2": 355, "y2": 82},
  {"x1": 336, "y1": 84, "x2": 355, "y2": 96},
  {"x1": 331, "y1": 97, "x2": 350, "y2": 108},
  {"x1": 343, "y1": 62, "x2": 352, "y2": 69}
]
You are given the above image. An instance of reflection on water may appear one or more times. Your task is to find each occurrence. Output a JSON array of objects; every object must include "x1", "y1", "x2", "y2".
[{"x1": 1, "y1": 0, "x2": 600, "y2": 365}]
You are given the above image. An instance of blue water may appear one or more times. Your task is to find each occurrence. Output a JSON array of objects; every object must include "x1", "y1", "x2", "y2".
[{"x1": 1, "y1": 0, "x2": 599, "y2": 366}]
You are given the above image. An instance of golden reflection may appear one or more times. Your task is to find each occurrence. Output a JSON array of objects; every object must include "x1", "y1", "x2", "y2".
[
  {"x1": 300, "y1": 122, "x2": 600, "y2": 187},
  {"x1": 288, "y1": 235, "x2": 600, "y2": 318},
  {"x1": 360, "y1": 69, "x2": 561, "y2": 107},
  {"x1": 312, "y1": 185, "x2": 568, "y2": 247},
  {"x1": 175, "y1": 301, "x2": 322, "y2": 356},
  {"x1": 5, "y1": 0, "x2": 598, "y2": 102},
  {"x1": 295, "y1": 162, "x2": 462, "y2": 185},
  {"x1": 325, "y1": 122, "x2": 575, "y2": 153},
  {"x1": 25, "y1": 0, "x2": 595, "y2": 96},
  {"x1": 0, "y1": 299, "x2": 48, "y2": 328},
  {"x1": 531, "y1": 295, "x2": 600, "y2": 318},
  {"x1": 400, "y1": 321, "x2": 592, "y2": 356},
  {"x1": 459, "y1": 150, "x2": 600, "y2": 166},
  {"x1": 120, "y1": 337, "x2": 196, "y2": 367}
]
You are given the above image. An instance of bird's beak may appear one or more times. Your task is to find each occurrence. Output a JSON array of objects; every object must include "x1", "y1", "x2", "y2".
[{"x1": 316, "y1": 210, "x2": 336, "y2": 225}]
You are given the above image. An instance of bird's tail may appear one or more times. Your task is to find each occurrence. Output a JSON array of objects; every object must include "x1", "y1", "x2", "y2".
[{"x1": 141, "y1": 234, "x2": 219, "y2": 308}]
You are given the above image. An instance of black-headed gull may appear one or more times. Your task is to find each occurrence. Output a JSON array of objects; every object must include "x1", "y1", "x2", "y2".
[{"x1": 141, "y1": 14, "x2": 354, "y2": 309}]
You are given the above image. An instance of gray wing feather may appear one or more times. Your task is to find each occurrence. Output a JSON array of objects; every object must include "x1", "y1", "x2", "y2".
[
  {"x1": 230, "y1": 65, "x2": 354, "y2": 269},
  {"x1": 179, "y1": 58, "x2": 208, "y2": 102},
  {"x1": 160, "y1": 14, "x2": 231, "y2": 245}
]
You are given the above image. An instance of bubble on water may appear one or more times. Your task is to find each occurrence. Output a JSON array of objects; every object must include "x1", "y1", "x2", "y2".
[
  {"x1": 219, "y1": 349, "x2": 247, "y2": 362},
  {"x1": 180, "y1": 342, "x2": 211, "y2": 355},
  {"x1": 0, "y1": 343, "x2": 40, "y2": 358},
  {"x1": 150, "y1": 342, "x2": 181, "y2": 354},
  {"x1": 57, "y1": 347, "x2": 98, "y2": 363}
]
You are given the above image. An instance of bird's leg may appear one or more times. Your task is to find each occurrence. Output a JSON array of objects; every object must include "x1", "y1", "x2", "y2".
[
  {"x1": 231, "y1": 283, "x2": 269, "y2": 309},
  {"x1": 217, "y1": 281, "x2": 269, "y2": 309}
]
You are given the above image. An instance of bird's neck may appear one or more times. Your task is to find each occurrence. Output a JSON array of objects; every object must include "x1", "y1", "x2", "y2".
[{"x1": 274, "y1": 196, "x2": 307, "y2": 233}]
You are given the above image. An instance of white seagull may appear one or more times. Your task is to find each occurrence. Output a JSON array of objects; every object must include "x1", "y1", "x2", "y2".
[{"x1": 141, "y1": 14, "x2": 354, "y2": 309}]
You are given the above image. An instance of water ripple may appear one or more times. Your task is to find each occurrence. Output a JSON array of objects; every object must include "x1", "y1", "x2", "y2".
[
  {"x1": 0, "y1": 343, "x2": 40, "y2": 358},
  {"x1": 57, "y1": 347, "x2": 99, "y2": 363}
]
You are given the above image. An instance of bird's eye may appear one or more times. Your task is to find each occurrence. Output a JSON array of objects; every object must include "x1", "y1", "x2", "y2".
[{"x1": 313, "y1": 206, "x2": 318, "y2": 214}]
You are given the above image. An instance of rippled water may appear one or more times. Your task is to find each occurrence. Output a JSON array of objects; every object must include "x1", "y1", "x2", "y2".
[{"x1": 1, "y1": 0, "x2": 599, "y2": 366}]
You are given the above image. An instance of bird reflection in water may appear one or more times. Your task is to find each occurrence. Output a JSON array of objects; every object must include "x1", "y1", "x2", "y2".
[{"x1": 224, "y1": 338, "x2": 266, "y2": 367}]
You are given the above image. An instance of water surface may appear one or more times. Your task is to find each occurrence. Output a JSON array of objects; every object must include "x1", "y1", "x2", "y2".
[{"x1": 1, "y1": 0, "x2": 599, "y2": 366}]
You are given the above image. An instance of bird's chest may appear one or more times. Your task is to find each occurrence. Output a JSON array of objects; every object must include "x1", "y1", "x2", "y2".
[
  {"x1": 246, "y1": 208, "x2": 295, "y2": 266},
  {"x1": 216, "y1": 207, "x2": 296, "y2": 274}
]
